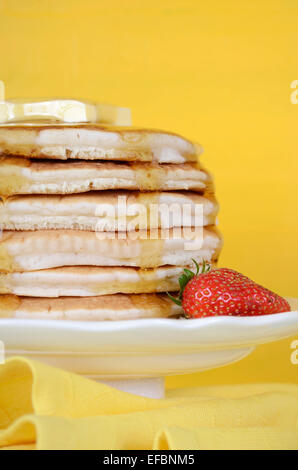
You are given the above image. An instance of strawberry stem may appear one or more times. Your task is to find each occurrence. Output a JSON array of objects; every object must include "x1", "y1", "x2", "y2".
[
  {"x1": 167, "y1": 260, "x2": 211, "y2": 305},
  {"x1": 167, "y1": 293, "x2": 182, "y2": 306}
]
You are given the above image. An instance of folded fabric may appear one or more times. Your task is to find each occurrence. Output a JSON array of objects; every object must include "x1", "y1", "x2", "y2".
[{"x1": 0, "y1": 357, "x2": 297, "y2": 450}]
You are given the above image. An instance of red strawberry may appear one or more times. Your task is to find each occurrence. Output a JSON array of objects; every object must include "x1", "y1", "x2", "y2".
[{"x1": 168, "y1": 261, "x2": 290, "y2": 318}]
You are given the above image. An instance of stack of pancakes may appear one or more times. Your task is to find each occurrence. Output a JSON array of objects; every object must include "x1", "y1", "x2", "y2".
[{"x1": 0, "y1": 124, "x2": 222, "y2": 320}]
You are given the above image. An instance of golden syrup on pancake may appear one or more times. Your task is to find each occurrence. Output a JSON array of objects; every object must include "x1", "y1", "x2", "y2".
[
  {"x1": 90, "y1": 275, "x2": 151, "y2": 295},
  {"x1": 130, "y1": 163, "x2": 163, "y2": 191},
  {"x1": 138, "y1": 268, "x2": 159, "y2": 293},
  {"x1": 138, "y1": 267, "x2": 178, "y2": 293},
  {"x1": 120, "y1": 131, "x2": 200, "y2": 164},
  {"x1": 96, "y1": 229, "x2": 164, "y2": 269},
  {"x1": 95, "y1": 127, "x2": 152, "y2": 161},
  {"x1": 0, "y1": 234, "x2": 19, "y2": 272},
  {"x1": 119, "y1": 130, "x2": 152, "y2": 161},
  {"x1": 138, "y1": 235, "x2": 164, "y2": 268},
  {"x1": 135, "y1": 192, "x2": 160, "y2": 230},
  {"x1": 0, "y1": 245, "x2": 15, "y2": 272},
  {"x1": 119, "y1": 192, "x2": 160, "y2": 232},
  {"x1": 120, "y1": 130, "x2": 145, "y2": 144},
  {"x1": 90, "y1": 268, "x2": 177, "y2": 295},
  {"x1": 196, "y1": 163, "x2": 215, "y2": 195},
  {"x1": 0, "y1": 272, "x2": 11, "y2": 294},
  {"x1": 90, "y1": 281, "x2": 129, "y2": 296},
  {"x1": 0, "y1": 157, "x2": 31, "y2": 199},
  {"x1": 129, "y1": 293, "x2": 173, "y2": 318},
  {"x1": 121, "y1": 187, "x2": 164, "y2": 269},
  {"x1": 0, "y1": 294, "x2": 21, "y2": 318}
]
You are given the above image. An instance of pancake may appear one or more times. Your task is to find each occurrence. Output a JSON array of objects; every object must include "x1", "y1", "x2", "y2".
[
  {"x1": 0, "y1": 227, "x2": 222, "y2": 272},
  {"x1": 0, "y1": 264, "x2": 217, "y2": 297},
  {"x1": 0, "y1": 157, "x2": 213, "y2": 197},
  {"x1": 0, "y1": 293, "x2": 183, "y2": 320},
  {"x1": 0, "y1": 124, "x2": 201, "y2": 163},
  {"x1": 0, "y1": 191, "x2": 218, "y2": 231}
]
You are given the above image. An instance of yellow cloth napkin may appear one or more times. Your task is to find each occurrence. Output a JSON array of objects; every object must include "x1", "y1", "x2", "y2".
[{"x1": 0, "y1": 357, "x2": 297, "y2": 450}]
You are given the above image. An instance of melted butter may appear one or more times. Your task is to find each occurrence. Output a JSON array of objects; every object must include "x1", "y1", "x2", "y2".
[
  {"x1": 0, "y1": 294, "x2": 21, "y2": 318},
  {"x1": 0, "y1": 99, "x2": 131, "y2": 125},
  {"x1": 0, "y1": 157, "x2": 31, "y2": 198}
]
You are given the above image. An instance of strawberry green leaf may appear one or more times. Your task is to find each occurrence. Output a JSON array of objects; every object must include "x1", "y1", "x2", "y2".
[
  {"x1": 167, "y1": 293, "x2": 182, "y2": 306},
  {"x1": 183, "y1": 268, "x2": 195, "y2": 278},
  {"x1": 192, "y1": 259, "x2": 200, "y2": 275},
  {"x1": 167, "y1": 260, "x2": 212, "y2": 307}
]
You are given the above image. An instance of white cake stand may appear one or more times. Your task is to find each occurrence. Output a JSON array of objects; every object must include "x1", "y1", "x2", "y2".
[{"x1": 1, "y1": 301, "x2": 298, "y2": 398}]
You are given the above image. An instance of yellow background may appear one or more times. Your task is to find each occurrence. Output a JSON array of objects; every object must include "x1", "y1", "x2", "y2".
[{"x1": 0, "y1": 0, "x2": 297, "y2": 386}]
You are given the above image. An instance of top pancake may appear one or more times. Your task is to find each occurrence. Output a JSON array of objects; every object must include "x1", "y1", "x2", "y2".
[{"x1": 0, "y1": 124, "x2": 201, "y2": 163}]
